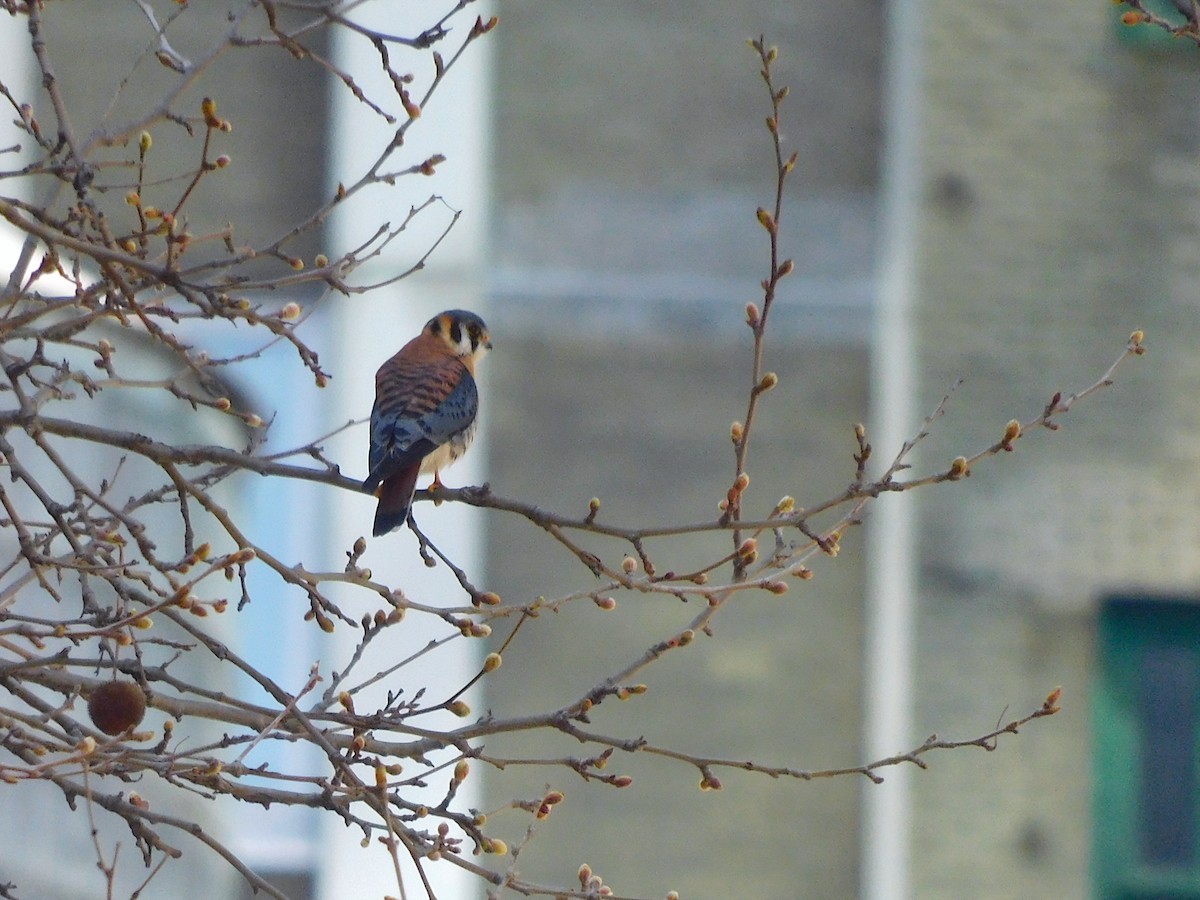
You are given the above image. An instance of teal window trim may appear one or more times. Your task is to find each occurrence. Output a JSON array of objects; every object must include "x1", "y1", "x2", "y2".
[
  {"x1": 1094, "y1": 596, "x2": 1200, "y2": 899},
  {"x1": 1114, "y1": 0, "x2": 1194, "y2": 51}
]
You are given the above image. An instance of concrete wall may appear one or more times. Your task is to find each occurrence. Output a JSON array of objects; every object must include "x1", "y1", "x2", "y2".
[
  {"x1": 481, "y1": 3, "x2": 883, "y2": 896},
  {"x1": 484, "y1": 335, "x2": 869, "y2": 899}
]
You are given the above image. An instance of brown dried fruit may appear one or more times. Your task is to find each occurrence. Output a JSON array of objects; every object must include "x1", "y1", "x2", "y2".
[{"x1": 87, "y1": 681, "x2": 147, "y2": 735}]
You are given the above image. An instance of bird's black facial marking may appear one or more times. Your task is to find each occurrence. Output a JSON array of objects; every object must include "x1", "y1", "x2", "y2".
[{"x1": 426, "y1": 310, "x2": 488, "y2": 353}]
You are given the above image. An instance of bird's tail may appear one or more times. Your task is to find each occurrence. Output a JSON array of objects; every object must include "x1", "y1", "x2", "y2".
[{"x1": 372, "y1": 465, "x2": 420, "y2": 536}]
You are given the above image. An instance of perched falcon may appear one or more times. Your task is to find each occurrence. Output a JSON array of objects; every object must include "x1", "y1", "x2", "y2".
[{"x1": 363, "y1": 309, "x2": 491, "y2": 536}]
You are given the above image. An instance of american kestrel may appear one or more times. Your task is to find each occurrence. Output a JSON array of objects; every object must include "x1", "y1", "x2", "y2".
[{"x1": 363, "y1": 309, "x2": 491, "y2": 536}]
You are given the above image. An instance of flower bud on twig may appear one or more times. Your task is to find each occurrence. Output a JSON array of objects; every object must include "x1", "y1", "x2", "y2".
[{"x1": 948, "y1": 456, "x2": 970, "y2": 480}]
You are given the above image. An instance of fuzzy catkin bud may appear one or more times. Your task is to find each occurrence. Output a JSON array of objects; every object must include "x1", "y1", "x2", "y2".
[{"x1": 201, "y1": 97, "x2": 220, "y2": 128}]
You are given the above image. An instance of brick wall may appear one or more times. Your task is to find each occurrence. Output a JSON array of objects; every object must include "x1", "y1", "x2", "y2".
[{"x1": 908, "y1": 2, "x2": 1200, "y2": 896}]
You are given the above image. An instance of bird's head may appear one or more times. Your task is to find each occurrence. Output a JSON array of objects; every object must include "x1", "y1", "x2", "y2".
[{"x1": 425, "y1": 309, "x2": 492, "y2": 365}]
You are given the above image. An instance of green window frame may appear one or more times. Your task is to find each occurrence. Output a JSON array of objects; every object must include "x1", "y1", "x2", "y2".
[
  {"x1": 1094, "y1": 596, "x2": 1200, "y2": 899},
  {"x1": 1114, "y1": 0, "x2": 1195, "y2": 50}
]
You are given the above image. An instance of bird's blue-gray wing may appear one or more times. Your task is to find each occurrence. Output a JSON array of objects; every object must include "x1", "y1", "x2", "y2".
[{"x1": 363, "y1": 358, "x2": 477, "y2": 492}]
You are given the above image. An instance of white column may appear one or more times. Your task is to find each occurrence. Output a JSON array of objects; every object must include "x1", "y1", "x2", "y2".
[
  {"x1": 320, "y1": 7, "x2": 493, "y2": 900},
  {"x1": 0, "y1": 16, "x2": 36, "y2": 284},
  {"x1": 861, "y1": 1, "x2": 926, "y2": 898}
]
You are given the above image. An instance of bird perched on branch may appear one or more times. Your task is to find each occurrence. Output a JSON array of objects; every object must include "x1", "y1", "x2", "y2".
[{"x1": 363, "y1": 309, "x2": 491, "y2": 536}]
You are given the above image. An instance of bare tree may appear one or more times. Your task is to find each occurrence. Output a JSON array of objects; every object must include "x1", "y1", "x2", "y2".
[{"x1": 0, "y1": 3, "x2": 1144, "y2": 899}]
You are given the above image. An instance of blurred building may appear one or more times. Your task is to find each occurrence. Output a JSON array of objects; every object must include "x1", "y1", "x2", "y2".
[
  {"x1": 3, "y1": 2, "x2": 1196, "y2": 899},
  {"x1": 485, "y1": 2, "x2": 1200, "y2": 900},
  {"x1": 895, "y1": 4, "x2": 1200, "y2": 900},
  {"x1": 481, "y1": 4, "x2": 876, "y2": 899}
]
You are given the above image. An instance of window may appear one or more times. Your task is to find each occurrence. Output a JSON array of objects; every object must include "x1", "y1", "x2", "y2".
[
  {"x1": 1094, "y1": 597, "x2": 1200, "y2": 899},
  {"x1": 1115, "y1": 0, "x2": 1194, "y2": 50}
]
